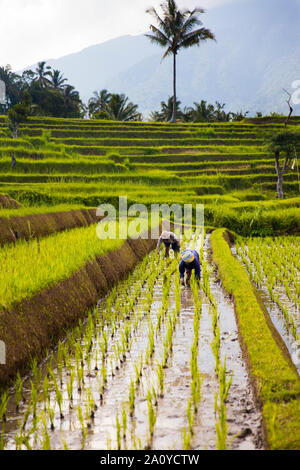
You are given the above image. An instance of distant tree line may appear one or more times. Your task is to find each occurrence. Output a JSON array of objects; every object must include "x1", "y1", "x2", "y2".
[
  {"x1": 0, "y1": 62, "x2": 260, "y2": 123},
  {"x1": 0, "y1": 62, "x2": 83, "y2": 118},
  {"x1": 149, "y1": 97, "x2": 250, "y2": 122}
]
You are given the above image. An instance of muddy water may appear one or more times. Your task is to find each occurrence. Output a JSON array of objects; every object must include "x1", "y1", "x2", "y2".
[{"x1": 2, "y1": 235, "x2": 264, "y2": 450}]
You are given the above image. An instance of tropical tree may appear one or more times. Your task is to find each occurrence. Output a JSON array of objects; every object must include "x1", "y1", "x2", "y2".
[
  {"x1": 214, "y1": 101, "x2": 232, "y2": 122},
  {"x1": 150, "y1": 96, "x2": 183, "y2": 122},
  {"x1": 51, "y1": 69, "x2": 68, "y2": 90},
  {"x1": 146, "y1": 0, "x2": 215, "y2": 122},
  {"x1": 34, "y1": 61, "x2": 52, "y2": 88},
  {"x1": 88, "y1": 89, "x2": 111, "y2": 117},
  {"x1": 266, "y1": 130, "x2": 299, "y2": 198},
  {"x1": 63, "y1": 85, "x2": 82, "y2": 117},
  {"x1": 7, "y1": 89, "x2": 32, "y2": 138},
  {"x1": 96, "y1": 93, "x2": 141, "y2": 121},
  {"x1": 185, "y1": 100, "x2": 216, "y2": 122},
  {"x1": 0, "y1": 65, "x2": 22, "y2": 108}
]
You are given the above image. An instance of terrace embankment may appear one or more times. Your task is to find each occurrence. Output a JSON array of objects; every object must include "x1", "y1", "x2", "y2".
[
  {"x1": 211, "y1": 229, "x2": 300, "y2": 450},
  {"x1": 0, "y1": 208, "x2": 99, "y2": 245},
  {"x1": 0, "y1": 231, "x2": 158, "y2": 388},
  {"x1": 0, "y1": 194, "x2": 21, "y2": 209}
]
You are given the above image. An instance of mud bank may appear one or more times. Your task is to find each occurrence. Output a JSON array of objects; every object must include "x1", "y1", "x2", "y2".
[
  {"x1": 0, "y1": 232, "x2": 157, "y2": 389},
  {"x1": 0, "y1": 208, "x2": 100, "y2": 245}
]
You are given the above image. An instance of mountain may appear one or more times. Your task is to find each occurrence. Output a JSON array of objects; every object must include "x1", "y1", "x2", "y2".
[{"x1": 22, "y1": 0, "x2": 300, "y2": 117}]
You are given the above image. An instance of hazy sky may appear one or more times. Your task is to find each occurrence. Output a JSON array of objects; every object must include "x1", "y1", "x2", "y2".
[{"x1": 0, "y1": 0, "x2": 234, "y2": 71}]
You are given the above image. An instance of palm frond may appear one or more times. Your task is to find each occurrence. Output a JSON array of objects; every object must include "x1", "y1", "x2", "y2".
[
  {"x1": 179, "y1": 27, "x2": 216, "y2": 48},
  {"x1": 146, "y1": 7, "x2": 167, "y2": 32}
]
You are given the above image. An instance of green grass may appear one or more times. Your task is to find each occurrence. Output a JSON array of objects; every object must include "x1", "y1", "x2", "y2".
[
  {"x1": 0, "y1": 221, "x2": 136, "y2": 309},
  {"x1": 0, "y1": 204, "x2": 88, "y2": 218}
]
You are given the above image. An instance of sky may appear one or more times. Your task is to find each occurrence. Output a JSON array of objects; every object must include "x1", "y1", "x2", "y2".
[{"x1": 0, "y1": 0, "x2": 234, "y2": 71}]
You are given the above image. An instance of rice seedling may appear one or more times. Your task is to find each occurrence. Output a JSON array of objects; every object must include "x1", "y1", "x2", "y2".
[
  {"x1": 40, "y1": 411, "x2": 51, "y2": 450},
  {"x1": 218, "y1": 358, "x2": 233, "y2": 404},
  {"x1": 146, "y1": 390, "x2": 156, "y2": 449},
  {"x1": 30, "y1": 381, "x2": 38, "y2": 421},
  {"x1": 30, "y1": 357, "x2": 42, "y2": 390},
  {"x1": 215, "y1": 391, "x2": 228, "y2": 450},
  {"x1": 66, "y1": 369, "x2": 75, "y2": 407},
  {"x1": 42, "y1": 375, "x2": 50, "y2": 410},
  {"x1": 121, "y1": 405, "x2": 127, "y2": 440},
  {"x1": 128, "y1": 379, "x2": 135, "y2": 417},
  {"x1": 77, "y1": 404, "x2": 87, "y2": 450},
  {"x1": 86, "y1": 388, "x2": 97, "y2": 421},
  {"x1": 116, "y1": 414, "x2": 121, "y2": 450},
  {"x1": 14, "y1": 372, "x2": 25, "y2": 412},
  {"x1": 156, "y1": 361, "x2": 164, "y2": 398}
]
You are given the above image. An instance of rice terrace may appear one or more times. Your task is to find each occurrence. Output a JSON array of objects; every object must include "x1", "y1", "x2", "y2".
[{"x1": 0, "y1": 0, "x2": 300, "y2": 454}]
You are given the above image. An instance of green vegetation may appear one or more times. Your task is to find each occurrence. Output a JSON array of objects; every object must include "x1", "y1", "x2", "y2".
[
  {"x1": 146, "y1": 0, "x2": 215, "y2": 122},
  {"x1": 0, "y1": 222, "x2": 127, "y2": 309},
  {"x1": 211, "y1": 229, "x2": 300, "y2": 450},
  {"x1": 237, "y1": 236, "x2": 300, "y2": 340}
]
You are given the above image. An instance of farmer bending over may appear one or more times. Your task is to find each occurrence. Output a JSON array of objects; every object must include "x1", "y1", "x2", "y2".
[
  {"x1": 179, "y1": 249, "x2": 201, "y2": 286},
  {"x1": 157, "y1": 230, "x2": 180, "y2": 258}
]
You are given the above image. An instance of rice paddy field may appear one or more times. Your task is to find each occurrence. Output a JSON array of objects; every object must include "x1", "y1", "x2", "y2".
[{"x1": 0, "y1": 115, "x2": 300, "y2": 451}]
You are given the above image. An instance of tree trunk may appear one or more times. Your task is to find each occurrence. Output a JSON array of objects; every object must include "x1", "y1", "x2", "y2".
[
  {"x1": 275, "y1": 150, "x2": 284, "y2": 198},
  {"x1": 171, "y1": 52, "x2": 177, "y2": 123},
  {"x1": 276, "y1": 172, "x2": 284, "y2": 198}
]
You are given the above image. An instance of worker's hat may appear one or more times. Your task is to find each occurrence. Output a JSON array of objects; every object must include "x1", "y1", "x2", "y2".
[
  {"x1": 161, "y1": 230, "x2": 170, "y2": 240},
  {"x1": 180, "y1": 250, "x2": 194, "y2": 264}
]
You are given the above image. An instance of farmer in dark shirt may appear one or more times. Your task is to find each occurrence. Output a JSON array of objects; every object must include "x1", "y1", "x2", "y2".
[
  {"x1": 179, "y1": 249, "x2": 201, "y2": 286},
  {"x1": 157, "y1": 230, "x2": 181, "y2": 258}
]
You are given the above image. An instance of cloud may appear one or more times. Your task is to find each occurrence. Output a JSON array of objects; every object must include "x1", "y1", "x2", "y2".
[{"x1": 0, "y1": 0, "x2": 234, "y2": 70}]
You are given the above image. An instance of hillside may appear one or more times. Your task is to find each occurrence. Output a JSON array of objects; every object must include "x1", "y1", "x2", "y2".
[
  {"x1": 22, "y1": 0, "x2": 300, "y2": 116},
  {"x1": 0, "y1": 115, "x2": 299, "y2": 236}
]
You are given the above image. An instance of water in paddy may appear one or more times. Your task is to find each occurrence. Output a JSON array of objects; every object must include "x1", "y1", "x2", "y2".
[
  {"x1": 2, "y1": 235, "x2": 263, "y2": 450},
  {"x1": 232, "y1": 244, "x2": 300, "y2": 375}
]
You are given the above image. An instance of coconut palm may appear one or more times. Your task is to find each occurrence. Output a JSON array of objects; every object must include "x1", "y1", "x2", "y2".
[
  {"x1": 63, "y1": 85, "x2": 82, "y2": 116},
  {"x1": 51, "y1": 69, "x2": 68, "y2": 90},
  {"x1": 34, "y1": 61, "x2": 52, "y2": 88},
  {"x1": 102, "y1": 94, "x2": 141, "y2": 121},
  {"x1": 0, "y1": 65, "x2": 22, "y2": 107},
  {"x1": 185, "y1": 100, "x2": 216, "y2": 122},
  {"x1": 88, "y1": 89, "x2": 111, "y2": 117},
  {"x1": 146, "y1": 0, "x2": 215, "y2": 122},
  {"x1": 150, "y1": 96, "x2": 183, "y2": 122}
]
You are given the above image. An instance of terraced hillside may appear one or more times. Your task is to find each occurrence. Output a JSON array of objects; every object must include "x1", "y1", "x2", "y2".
[
  {"x1": 0, "y1": 116, "x2": 300, "y2": 451},
  {"x1": 0, "y1": 116, "x2": 300, "y2": 235}
]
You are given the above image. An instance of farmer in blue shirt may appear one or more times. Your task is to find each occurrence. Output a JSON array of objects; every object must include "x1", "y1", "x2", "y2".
[{"x1": 179, "y1": 249, "x2": 201, "y2": 286}]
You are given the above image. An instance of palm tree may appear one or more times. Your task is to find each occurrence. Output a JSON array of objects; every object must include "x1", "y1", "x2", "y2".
[
  {"x1": 34, "y1": 61, "x2": 52, "y2": 88},
  {"x1": 214, "y1": 101, "x2": 232, "y2": 122},
  {"x1": 51, "y1": 69, "x2": 68, "y2": 90},
  {"x1": 63, "y1": 85, "x2": 82, "y2": 117},
  {"x1": 0, "y1": 65, "x2": 22, "y2": 107},
  {"x1": 146, "y1": 0, "x2": 215, "y2": 122},
  {"x1": 88, "y1": 89, "x2": 111, "y2": 117},
  {"x1": 185, "y1": 100, "x2": 216, "y2": 122},
  {"x1": 150, "y1": 96, "x2": 183, "y2": 122},
  {"x1": 102, "y1": 94, "x2": 141, "y2": 121}
]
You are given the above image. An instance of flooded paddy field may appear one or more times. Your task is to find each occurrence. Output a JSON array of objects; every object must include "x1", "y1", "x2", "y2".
[
  {"x1": 233, "y1": 237, "x2": 300, "y2": 375},
  {"x1": 1, "y1": 234, "x2": 263, "y2": 450}
]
